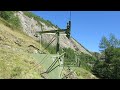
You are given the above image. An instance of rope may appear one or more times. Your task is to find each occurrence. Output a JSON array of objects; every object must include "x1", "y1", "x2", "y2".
[
  {"x1": 70, "y1": 11, "x2": 71, "y2": 21},
  {"x1": 39, "y1": 54, "x2": 49, "y2": 64},
  {"x1": 42, "y1": 33, "x2": 56, "y2": 53}
]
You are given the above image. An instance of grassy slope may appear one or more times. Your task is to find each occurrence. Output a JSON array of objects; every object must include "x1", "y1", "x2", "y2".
[
  {"x1": 0, "y1": 16, "x2": 97, "y2": 79},
  {"x1": 0, "y1": 18, "x2": 46, "y2": 79}
]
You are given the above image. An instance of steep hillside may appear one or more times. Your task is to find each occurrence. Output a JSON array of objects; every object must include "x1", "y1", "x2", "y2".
[{"x1": 0, "y1": 11, "x2": 97, "y2": 79}]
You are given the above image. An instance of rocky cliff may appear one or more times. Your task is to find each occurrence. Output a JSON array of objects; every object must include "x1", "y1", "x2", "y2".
[{"x1": 16, "y1": 11, "x2": 92, "y2": 55}]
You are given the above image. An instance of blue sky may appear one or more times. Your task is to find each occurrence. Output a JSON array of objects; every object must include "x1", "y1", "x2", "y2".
[{"x1": 32, "y1": 11, "x2": 120, "y2": 52}]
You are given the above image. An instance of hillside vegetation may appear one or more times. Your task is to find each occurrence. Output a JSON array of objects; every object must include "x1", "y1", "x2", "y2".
[{"x1": 92, "y1": 34, "x2": 120, "y2": 79}]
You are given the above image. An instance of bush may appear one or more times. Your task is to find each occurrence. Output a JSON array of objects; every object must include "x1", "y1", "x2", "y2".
[
  {"x1": 78, "y1": 53, "x2": 96, "y2": 71},
  {"x1": 63, "y1": 48, "x2": 96, "y2": 69},
  {"x1": 10, "y1": 67, "x2": 22, "y2": 78},
  {"x1": 0, "y1": 11, "x2": 21, "y2": 29}
]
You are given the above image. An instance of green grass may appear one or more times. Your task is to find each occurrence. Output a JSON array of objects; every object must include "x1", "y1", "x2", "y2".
[
  {"x1": 0, "y1": 21, "x2": 45, "y2": 79},
  {"x1": 0, "y1": 48, "x2": 43, "y2": 79}
]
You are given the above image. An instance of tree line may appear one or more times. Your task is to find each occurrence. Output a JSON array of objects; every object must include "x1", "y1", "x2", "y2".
[{"x1": 92, "y1": 33, "x2": 120, "y2": 79}]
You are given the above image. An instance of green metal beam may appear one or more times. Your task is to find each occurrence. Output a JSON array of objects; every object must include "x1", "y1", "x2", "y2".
[{"x1": 36, "y1": 29, "x2": 67, "y2": 34}]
